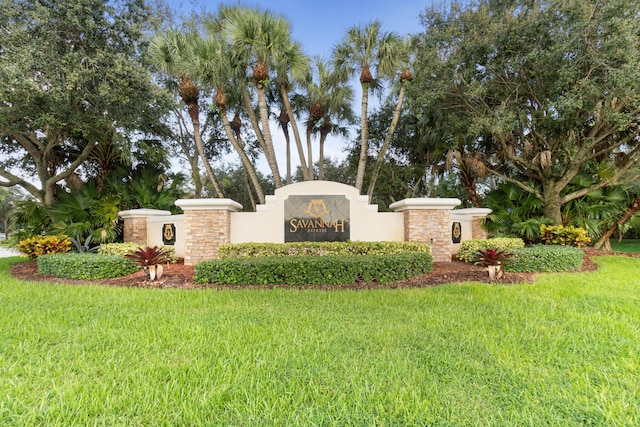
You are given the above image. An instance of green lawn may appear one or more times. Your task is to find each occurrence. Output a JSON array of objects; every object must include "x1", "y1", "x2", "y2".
[
  {"x1": 611, "y1": 239, "x2": 640, "y2": 253},
  {"x1": 1, "y1": 256, "x2": 639, "y2": 426}
]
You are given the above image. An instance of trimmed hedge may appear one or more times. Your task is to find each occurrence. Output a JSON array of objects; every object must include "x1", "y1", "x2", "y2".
[
  {"x1": 37, "y1": 253, "x2": 138, "y2": 280},
  {"x1": 457, "y1": 238, "x2": 525, "y2": 263},
  {"x1": 505, "y1": 245, "x2": 584, "y2": 273},
  {"x1": 99, "y1": 243, "x2": 176, "y2": 262},
  {"x1": 195, "y1": 252, "x2": 433, "y2": 286},
  {"x1": 218, "y1": 241, "x2": 431, "y2": 259}
]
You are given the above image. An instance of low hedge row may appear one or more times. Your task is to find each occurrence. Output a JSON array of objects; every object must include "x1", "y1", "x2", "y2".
[
  {"x1": 99, "y1": 243, "x2": 177, "y2": 262},
  {"x1": 195, "y1": 252, "x2": 433, "y2": 286},
  {"x1": 217, "y1": 241, "x2": 431, "y2": 259},
  {"x1": 37, "y1": 253, "x2": 139, "y2": 280},
  {"x1": 457, "y1": 238, "x2": 525, "y2": 263},
  {"x1": 505, "y1": 245, "x2": 584, "y2": 273}
]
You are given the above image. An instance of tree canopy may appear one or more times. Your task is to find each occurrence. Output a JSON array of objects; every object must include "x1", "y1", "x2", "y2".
[
  {"x1": 0, "y1": 0, "x2": 169, "y2": 205},
  {"x1": 408, "y1": 0, "x2": 640, "y2": 223}
]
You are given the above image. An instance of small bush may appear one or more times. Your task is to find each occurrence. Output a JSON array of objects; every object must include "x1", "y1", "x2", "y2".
[
  {"x1": 98, "y1": 242, "x2": 145, "y2": 256},
  {"x1": 540, "y1": 224, "x2": 591, "y2": 247},
  {"x1": 505, "y1": 245, "x2": 584, "y2": 273},
  {"x1": 37, "y1": 253, "x2": 138, "y2": 280},
  {"x1": 195, "y1": 252, "x2": 433, "y2": 286},
  {"x1": 18, "y1": 235, "x2": 72, "y2": 259},
  {"x1": 475, "y1": 248, "x2": 513, "y2": 267},
  {"x1": 218, "y1": 241, "x2": 431, "y2": 259},
  {"x1": 125, "y1": 246, "x2": 173, "y2": 268},
  {"x1": 457, "y1": 238, "x2": 525, "y2": 263}
]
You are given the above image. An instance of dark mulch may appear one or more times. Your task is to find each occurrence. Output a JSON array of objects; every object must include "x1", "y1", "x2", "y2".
[{"x1": 9, "y1": 248, "x2": 632, "y2": 290}]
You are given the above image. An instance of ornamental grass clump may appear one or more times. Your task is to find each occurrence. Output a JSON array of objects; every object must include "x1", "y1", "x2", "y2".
[{"x1": 124, "y1": 246, "x2": 173, "y2": 280}]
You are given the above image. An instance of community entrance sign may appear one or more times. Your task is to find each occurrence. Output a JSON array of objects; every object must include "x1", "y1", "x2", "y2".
[
  {"x1": 284, "y1": 195, "x2": 350, "y2": 242},
  {"x1": 120, "y1": 181, "x2": 492, "y2": 265}
]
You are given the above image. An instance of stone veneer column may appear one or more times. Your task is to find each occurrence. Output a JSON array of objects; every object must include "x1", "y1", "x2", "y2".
[
  {"x1": 389, "y1": 198, "x2": 461, "y2": 263},
  {"x1": 118, "y1": 209, "x2": 172, "y2": 246},
  {"x1": 175, "y1": 199, "x2": 242, "y2": 266},
  {"x1": 472, "y1": 217, "x2": 489, "y2": 239}
]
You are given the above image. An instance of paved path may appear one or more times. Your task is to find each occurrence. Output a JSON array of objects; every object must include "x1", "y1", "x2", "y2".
[{"x1": 0, "y1": 247, "x2": 20, "y2": 258}]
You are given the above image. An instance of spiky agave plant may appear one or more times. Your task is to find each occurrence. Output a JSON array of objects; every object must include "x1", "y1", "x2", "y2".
[{"x1": 125, "y1": 246, "x2": 173, "y2": 280}]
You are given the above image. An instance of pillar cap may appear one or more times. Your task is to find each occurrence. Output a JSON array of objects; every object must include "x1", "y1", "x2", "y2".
[
  {"x1": 452, "y1": 208, "x2": 492, "y2": 217},
  {"x1": 119, "y1": 209, "x2": 172, "y2": 219},
  {"x1": 175, "y1": 198, "x2": 242, "y2": 212},
  {"x1": 390, "y1": 198, "x2": 462, "y2": 212}
]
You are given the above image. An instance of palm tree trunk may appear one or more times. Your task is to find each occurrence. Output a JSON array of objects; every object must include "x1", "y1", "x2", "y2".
[
  {"x1": 318, "y1": 132, "x2": 327, "y2": 181},
  {"x1": 355, "y1": 84, "x2": 370, "y2": 192},
  {"x1": 367, "y1": 84, "x2": 405, "y2": 199},
  {"x1": 593, "y1": 196, "x2": 640, "y2": 249},
  {"x1": 281, "y1": 123, "x2": 292, "y2": 184},
  {"x1": 219, "y1": 109, "x2": 266, "y2": 205},
  {"x1": 306, "y1": 122, "x2": 315, "y2": 180},
  {"x1": 255, "y1": 85, "x2": 283, "y2": 188},
  {"x1": 192, "y1": 120, "x2": 224, "y2": 198},
  {"x1": 241, "y1": 87, "x2": 269, "y2": 158},
  {"x1": 280, "y1": 85, "x2": 309, "y2": 181}
]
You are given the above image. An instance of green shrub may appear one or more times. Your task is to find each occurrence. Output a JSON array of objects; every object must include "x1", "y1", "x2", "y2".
[
  {"x1": 37, "y1": 253, "x2": 138, "y2": 280},
  {"x1": 99, "y1": 242, "x2": 176, "y2": 261},
  {"x1": 540, "y1": 224, "x2": 591, "y2": 247},
  {"x1": 457, "y1": 238, "x2": 525, "y2": 263},
  {"x1": 98, "y1": 242, "x2": 144, "y2": 256},
  {"x1": 505, "y1": 245, "x2": 584, "y2": 273},
  {"x1": 17, "y1": 235, "x2": 72, "y2": 259},
  {"x1": 218, "y1": 241, "x2": 431, "y2": 259},
  {"x1": 195, "y1": 252, "x2": 433, "y2": 286}
]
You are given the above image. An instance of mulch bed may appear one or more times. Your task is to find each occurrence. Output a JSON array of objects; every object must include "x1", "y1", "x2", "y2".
[{"x1": 9, "y1": 248, "x2": 634, "y2": 290}]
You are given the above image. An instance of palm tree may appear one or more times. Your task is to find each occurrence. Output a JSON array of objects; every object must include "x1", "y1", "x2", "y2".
[
  {"x1": 273, "y1": 41, "x2": 311, "y2": 182},
  {"x1": 367, "y1": 37, "x2": 412, "y2": 199},
  {"x1": 220, "y1": 6, "x2": 297, "y2": 189},
  {"x1": 149, "y1": 29, "x2": 225, "y2": 198},
  {"x1": 150, "y1": 29, "x2": 224, "y2": 197},
  {"x1": 186, "y1": 32, "x2": 267, "y2": 205},
  {"x1": 306, "y1": 58, "x2": 354, "y2": 181},
  {"x1": 333, "y1": 21, "x2": 400, "y2": 192}
]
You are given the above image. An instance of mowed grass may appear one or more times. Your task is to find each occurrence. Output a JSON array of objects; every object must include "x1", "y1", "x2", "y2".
[
  {"x1": 611, "y1": 239, "x2": 640, "y2": 254},
  {"x1": 1, "y1": 256, "x2": 639, "y2": 426}
]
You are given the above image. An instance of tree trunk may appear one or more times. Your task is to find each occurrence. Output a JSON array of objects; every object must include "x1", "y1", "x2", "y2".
[
  {"x1": 280, "y1": 84, "x2": 309, "y2": 181},
  {"x1": 191, "y1": 117, "x2": 224, "y2": 198},
  {"x1": 355, "y1": 83, "x2": 370, "y2": 192},
  {"x1": 367, "y1": 84, "x2": 405, "y2": 199},
  {"x1": 543, "y1": 184, "x2": 563, "y2": 224},
  {"x1": 306, "y1": 121, "x2": 315, "y2": 180},
  {"x1": 318, "y1": 132, "x2": 327, "y2": 181},
  {"x1": 459, "y1": 162, "x2": 482, "y2": 208},
  {"x1": 241, "y1": 87, "x2": 270, "y2": 161},
  {"x1": 255, "y1": 85, "x2": 283, "y2": 188},
  {"x1": 281, "y1": 122, "x2": 292, "y2": 185},
  {"x1": 185, "y1": 101, "x2": 224, "y2": 198},
  {"x1": 218, "y1": 108, "x2": 266, "y2": 205},
  {"x1": 593, "y1": 196, "x2": 640, "y2": 249}
]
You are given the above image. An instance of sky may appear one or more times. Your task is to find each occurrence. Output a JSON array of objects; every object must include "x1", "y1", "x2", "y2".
[
  {"x1": 165, "y1": 0, "x2": 443, "y2": 178},
  {"x1": 170, "y1": 0, "x2": 438, "y2": 58}
]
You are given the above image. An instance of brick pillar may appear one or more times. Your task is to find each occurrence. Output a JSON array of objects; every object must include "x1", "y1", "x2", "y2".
[
  {"x1": 119, "y1": 209, "x2": 172, "y2": 246},
  {"x1": 472, "y1": 217, "x2": 489, "y2": 239},
  {"x1": 390, "y1": 198, "x2": 461, "y2": 263},
  {"x1": 175, "y1": 199, "x2": 242, "y2": 266}
]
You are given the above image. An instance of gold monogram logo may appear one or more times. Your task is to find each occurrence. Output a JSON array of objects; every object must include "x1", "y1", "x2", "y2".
[
  {"x1": 163, "y1": 224, "x2": 175, "y2": 241},
  {"x1": 304, "y1": 199, "x2": 330, "y2": 218}
]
